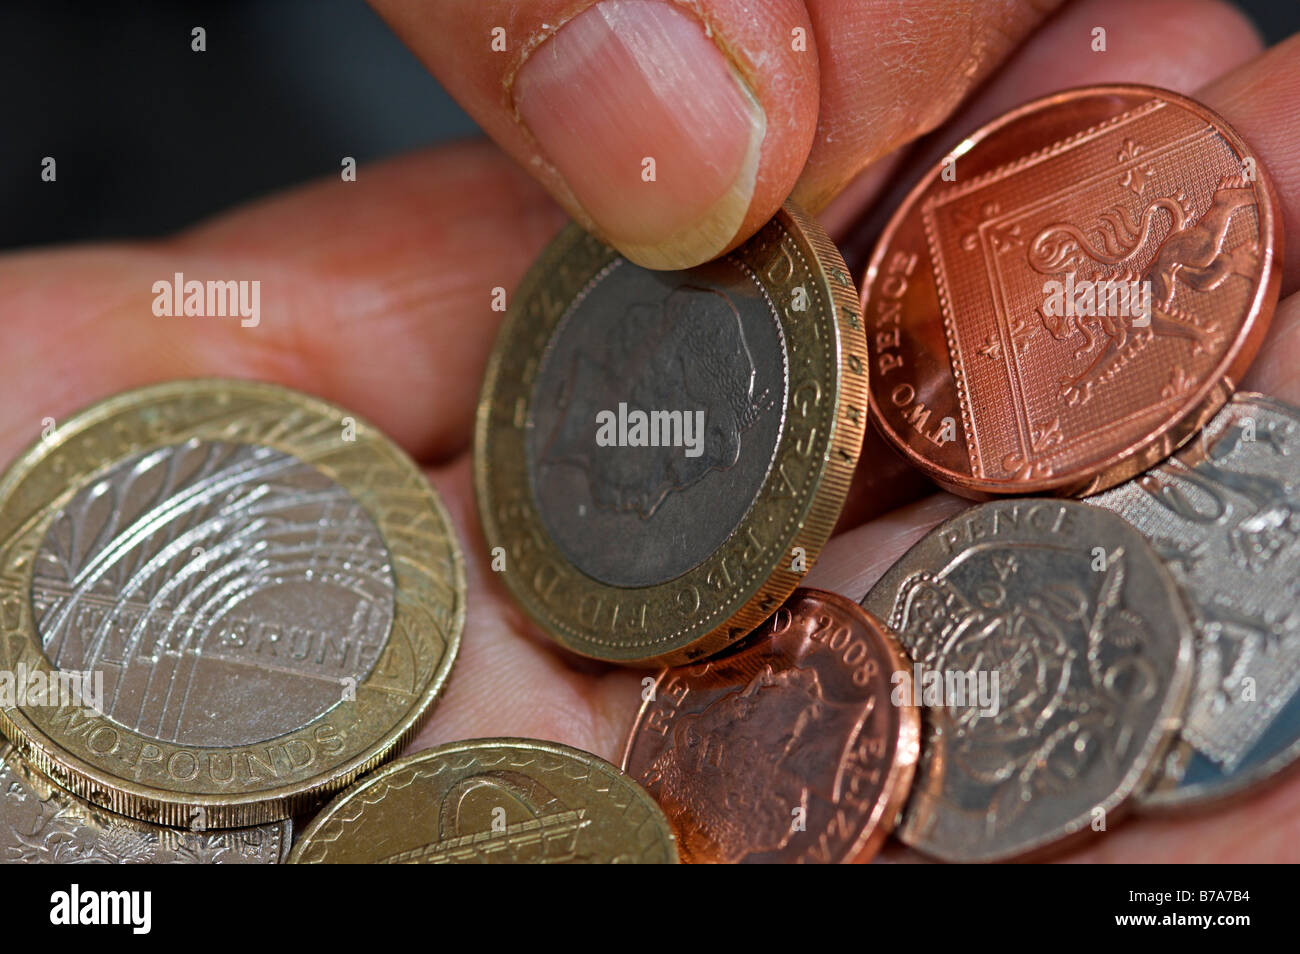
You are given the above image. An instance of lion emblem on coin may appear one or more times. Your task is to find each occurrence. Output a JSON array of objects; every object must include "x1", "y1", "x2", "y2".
[{"x1": 1028, "y1": 176, "x2": 1257, "y2": 406}]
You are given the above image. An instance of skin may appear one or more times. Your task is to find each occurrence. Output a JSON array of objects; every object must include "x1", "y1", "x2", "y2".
[
  {"x1": 5, "y1": 0, "x2": 1300, "y2": 861},
  {"x1": 371, "y1": 0, "x2": 1067, "y2": 268}
]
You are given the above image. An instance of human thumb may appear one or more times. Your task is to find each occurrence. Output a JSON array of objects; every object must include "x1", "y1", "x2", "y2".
[{"x1": 371, "y1": 0, "x2": 820, "y2": 269}]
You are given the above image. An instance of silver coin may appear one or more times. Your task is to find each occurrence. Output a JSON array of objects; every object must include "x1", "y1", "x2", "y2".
[
  {"x1": 526, "y1": 256, "x2": 787, "y2": 587},
  {"x1": 1089, "y1": 392, "x2": 1300, "y2": 807},
  {"x1": 0, "y1": 744, "x2": 290, "y2": 863},
  {"x1": 861, "y1": 499, "x2": 1194, "y2": 862},
  {"x1": 32, "y1": 439, "x2": 394, "y2": 748}
]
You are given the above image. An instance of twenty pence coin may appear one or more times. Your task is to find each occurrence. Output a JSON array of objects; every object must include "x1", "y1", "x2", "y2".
[
  {"x1": 1090, "y1": 392, "x2": 1300, "y2": 808},
  {"x1": 861, "y1": 499, "x2": 1194, "y2": 861}
]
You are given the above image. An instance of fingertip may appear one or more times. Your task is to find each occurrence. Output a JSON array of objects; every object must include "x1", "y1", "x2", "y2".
[{"x1": 512, "y1": 0, "x2": 818, "y2": 269}]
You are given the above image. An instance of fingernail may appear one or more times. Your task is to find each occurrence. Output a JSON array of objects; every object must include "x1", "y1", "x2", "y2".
[{"x1": 515, "y1": 0, "x2": 765, "y2": 270}]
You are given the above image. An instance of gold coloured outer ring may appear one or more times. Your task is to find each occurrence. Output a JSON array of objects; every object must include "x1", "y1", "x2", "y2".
[
  {"x1": 0, "y1": 379, "x2": 465, "y2": 827},
  {"x1": 288, "y1": 736, "x2": 678, "y2": 863},
  {"x1": 475, "y1": 201, "x2": 869, "y2": 666}
]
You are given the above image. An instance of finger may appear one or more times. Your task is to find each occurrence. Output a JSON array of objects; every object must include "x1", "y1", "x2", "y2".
[
  {"x1": 0, "y1": 142, "x2": 564, "y2": 468},
  {"x1": 942, "y1": 0, "x2": 1264, "y2": 147},
  {"x1": 1062, "y1": 769, "x2": 1300, "y2": 861},
  {"x1": 794, "y1": 0, "x2": 1068, "y2": 216},
  {"x1": 1199, "y1": 33, "x2": 1300, "y2": 295},
  {"x1": 371, "y1": 0, "x2": 819, "y2": 270},
  {"x1": 1241, "y1": 289, "x2": 1300, "y2": 402},
  {"x1": 808, "y1": 492, "x2": 969, "y2": 599}
]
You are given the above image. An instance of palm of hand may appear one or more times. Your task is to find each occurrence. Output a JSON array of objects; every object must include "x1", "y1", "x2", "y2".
[{"x1": 6, "y1": 4, "x2": 1300, "y2": 863}]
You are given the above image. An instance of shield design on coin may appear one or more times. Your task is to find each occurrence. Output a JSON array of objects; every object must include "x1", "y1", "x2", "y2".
[{"x1": 539, "y1": 283, "x2": 774, "y2": 519}]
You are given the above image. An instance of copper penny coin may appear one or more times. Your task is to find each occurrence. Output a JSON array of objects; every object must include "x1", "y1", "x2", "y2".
[
  {"x1": 863, "y1": 84, "x2": 1282, "y2": 498},
  {"x1": 621, "y1": 588, "x2": 919, "y2": 864}
]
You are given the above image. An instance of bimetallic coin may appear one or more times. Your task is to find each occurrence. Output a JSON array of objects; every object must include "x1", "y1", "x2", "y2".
[
  {"x1": 861, "y1": 500, "x2": 1194, "y2": 862},
  {"x1": 862, "y1": 85, "x2": 1282, "y2": 498},
  {"x1": 0, "y1": 380, "x2": 465, "y2": 827},
  {"x1": 623, "y1": 588, "x2": 919, "y2": 863},
  {"x1": 1090, "y1": 392, "x2": 1300, "y2": 807},
  {"x1": 476, "y1": 202, "x2": 868, "y2": 665},
  {"x1": 289, "y1": 738, "x2": 678, "y2": 864},
  {"x1": 0, "y1": 743, "x2": 290, "y2": 863}
]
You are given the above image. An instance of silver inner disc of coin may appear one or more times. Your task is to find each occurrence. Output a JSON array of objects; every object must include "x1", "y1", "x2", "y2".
[
  {"x1": 526, "y1": 256, "x2": 788, "y2": 587},
  {"x1": 31, "y1": 440, "x2": 395, "y2": 748}
]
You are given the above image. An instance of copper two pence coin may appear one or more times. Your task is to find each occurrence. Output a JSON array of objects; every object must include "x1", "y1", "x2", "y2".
[
  {"x1": 622, "y1": 588, "x2": 918, "y2": 864},
  {"x1": 863, "y1": 84, "x2": 1282, "y2": 498}
]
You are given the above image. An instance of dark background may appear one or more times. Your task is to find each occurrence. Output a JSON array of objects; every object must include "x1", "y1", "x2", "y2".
[{"x1": 2, "y1": 0, "x2": 1297, "y2": 251}]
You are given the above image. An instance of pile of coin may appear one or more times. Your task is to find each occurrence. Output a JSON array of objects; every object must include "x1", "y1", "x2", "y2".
[
  {"x1": 0, "y1": 83, "x2": 1292, "y2": 864},
  {"x1": 474, "y1": 83, "x2": 1294, "y2": 863}
]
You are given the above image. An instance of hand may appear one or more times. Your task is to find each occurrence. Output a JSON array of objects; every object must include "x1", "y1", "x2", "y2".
[{"x1": 4, "y1": 0, "x2": 1298, "y2": 861}]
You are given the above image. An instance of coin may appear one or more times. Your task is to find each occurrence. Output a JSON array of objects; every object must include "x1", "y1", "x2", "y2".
[
  {"x1": 861, "y1": 499, "x2": 1194, "y2": 861},
  {"x1": 862, "y1": 85, "x2": 1282, "y2": 498},
  {"x1": 289, "y1": 737, "x2": 678, "y2": 863},
  {"x1": 0, "y1": 379, "x2": 465, "y2": 827},
  {"x1": 1089, "y1": 392, "x2": 1300, "y2": 807},
  {"x1": 0, "y1": 742, "x2": 289, "y2": 863},
  {"x1": 475, "y1": 202, "x2": 868, "y2": 666},
  {"x1": 622, "y1": 588, "x2": 918, "y2": 863}
]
